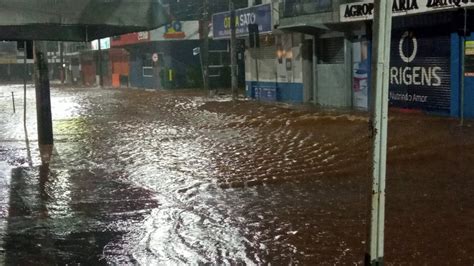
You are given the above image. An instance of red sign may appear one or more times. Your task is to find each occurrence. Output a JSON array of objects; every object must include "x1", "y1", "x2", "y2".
[{"x1": 111, "y1": 31, "x2": 150, "y2": 47}]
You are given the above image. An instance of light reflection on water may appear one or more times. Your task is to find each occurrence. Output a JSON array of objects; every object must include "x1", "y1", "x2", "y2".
[{"x1": 0, "y1": 85, "x2": 371, "y2": 264}]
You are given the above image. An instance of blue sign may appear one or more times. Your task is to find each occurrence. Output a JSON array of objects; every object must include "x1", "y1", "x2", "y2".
[
  {"x1": 212, "y1": 4, "x2": 272, "y2": 39},
  {"x1": 254, "y1": 84, "x2": 277, "y2": 102},
  {"x1": 389, "y1": 28, "x2": 451, "y2": 113}
]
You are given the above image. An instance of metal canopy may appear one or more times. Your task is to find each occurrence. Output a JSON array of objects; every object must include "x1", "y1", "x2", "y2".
[{"x1": 0, "y1": 0, "x2": 169, "y2": 41}]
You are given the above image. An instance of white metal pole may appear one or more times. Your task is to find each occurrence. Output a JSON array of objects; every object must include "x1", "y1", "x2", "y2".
[{"x1": 368, "y1": 0, "x2": 393, "y2": 265}]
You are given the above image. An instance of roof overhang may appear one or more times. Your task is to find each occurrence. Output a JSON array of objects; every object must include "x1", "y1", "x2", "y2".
[
  {"x1": 275, "y1": 23, "x2": 331, "y2": 35},
  {"x1": 0, "y1": 0, "x2": 169, "y2": 41}
]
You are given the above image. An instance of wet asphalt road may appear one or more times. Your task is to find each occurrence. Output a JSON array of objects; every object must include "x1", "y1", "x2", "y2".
[{"x1": 0, "y1": 84, "x2": 473, "y2": 264}]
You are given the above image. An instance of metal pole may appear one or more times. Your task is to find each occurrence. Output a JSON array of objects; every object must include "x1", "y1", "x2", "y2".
[
  {"x1": 199, "y1": 51, "x2": 206, "y2": 88},
  {"x1": 23, "y1": 41, "x2": 32, "y2": 166},
  {"x1": 313, "y1": 36, "x2": 319, "y2": 105},
  {"x1": 367, "y1": 0, "x2": 393, "y2": 265},
  {"x1": 98, "y1": 39, "x2": 103, "y2": 87},
  {"x1": 59, "y1": 41, "x2": 64, "y2": 84},
  {"x1": 24, "y1": 40, "x2": 28, "y2": 125},
  {"x1": 34, "y1": 41, "x2": 54, "y2": 146},
  {"x1": 254, "y1": 48, "x2": 259, "y2": 82},
  {"x1": 11, "y1": 92, "x2": 15, "y2": 113},
  {"x1": 202, "y1": 0, "x2": 210, "y2": 91},
  {"x1": 230, "y1": 0, "x2": 238, "y2": 99},
  {"x1": 461, "y1": 8, "x2": 467, "y2": 126}
]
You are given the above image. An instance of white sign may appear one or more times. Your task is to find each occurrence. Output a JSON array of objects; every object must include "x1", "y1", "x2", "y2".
[
  {"x1": 391, "y1": 31, "x2": 442, "y2": 88},
  {"x1": 91, "y1": 38, "x2": 111, "y2": 50},
  {"x1": 137, "y1": 31, "x2": 150, "y2": 40},
  {"x1": 152, "y1": 53, "x2": 159, "y2": 62},
  {"x1": 340, "y1": 0, "x2": 474, "y2": 22}
]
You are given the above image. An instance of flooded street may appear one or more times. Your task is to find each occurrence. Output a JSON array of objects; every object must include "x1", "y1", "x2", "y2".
[{"x1": 0, "y1": 85, "x2": 473, "y2": 264}]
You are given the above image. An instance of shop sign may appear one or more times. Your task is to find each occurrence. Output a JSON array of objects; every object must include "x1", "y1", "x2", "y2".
[
  {"x1": 341, "y1": 0, "x2": 474, "y2": 22},
  {"x1": 466, "y1": 41, "x2": 474, "y2": 55},
  {"x1": 465, "y1": 41, "x2": 474, "y2": 77},
  {"x1": 91, "y1": 38, "x2": 111, "y2": 50},
  {"x1": 212, "y1": 4, "x2": 272, "y2": 39},
  {"x1": 164, "y1": 21, "x2": 186, "y2": 39},
  {"x1": 111, "y1": 31, "x2": 150, "y2": 47},
  {"x1": 254, "y1": 84, "x2": 277, "y2": 101},
  {"x1": 389, "y1": 29, "x2": 451, "y2": 112},
  {"x1": 150, "y1": 20, "x2": 200, "y2": 41}
]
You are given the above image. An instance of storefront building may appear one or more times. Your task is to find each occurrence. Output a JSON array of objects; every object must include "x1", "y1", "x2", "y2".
[
  {"x1": 341, "y1": 0, "x2": 474, "y2": 117},
  {"x1": 212, "y1": 1, "x2": 305, "y2": 101},
  {"x1": 110, "y1": 21, "x2": 205, "y2": 90},
  {"x1": 273, "y1": 0, "x2": 474, "y2": 118}
]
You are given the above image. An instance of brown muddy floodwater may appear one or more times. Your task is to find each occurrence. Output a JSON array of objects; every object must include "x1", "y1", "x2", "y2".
[{"x1": 0, "y1": 85, "x2": 473, "y2": 265}]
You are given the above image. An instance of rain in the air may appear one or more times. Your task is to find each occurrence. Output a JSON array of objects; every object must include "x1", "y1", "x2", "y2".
[{"x1": 0, "y1": 0, "x2": 473, "y2": 264}]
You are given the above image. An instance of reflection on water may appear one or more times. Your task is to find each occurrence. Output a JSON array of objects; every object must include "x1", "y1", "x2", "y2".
[{"x1": 0, "y1": 85, "x2": 473, "y2": 264}]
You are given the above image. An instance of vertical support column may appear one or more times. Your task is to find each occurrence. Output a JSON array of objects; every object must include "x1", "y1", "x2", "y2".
[
  {"x1": 202, "y1": 0, "x2": 210, "y2": 92},
  {"x1": 98, "y1": 40, "x2": 103, "y2": 87},
  {"x1": 367, "y1": 0, "x2": 393, "y2": 265},
  {"x1": 344, "y1": 36, "x2": 353, "y2": 107},
  {"x1": 313, "y1": 36, "x2": 318, "y2": 105},
  {"x1": 24, "y1": 41, "x2": 28, "y2": 125},
  {"x1": 230, "y1": 0, "x2": 238, "y2": 99},
  {"x1": 59, "y1": 41, "x2": 64, "y2": 84},
  {"x1": 460, "y1": 8, "x2": 467, "y2": 126},
  {"x1": 34, "y1": 41, "x2": 54, "y2": 146}
]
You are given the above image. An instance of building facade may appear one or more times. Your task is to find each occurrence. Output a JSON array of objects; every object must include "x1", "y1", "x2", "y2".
[
  {"x1": 243, "y1": 0, "x2": 474, "y2": 118},
  {"x1": 0, "y1": 41, "x2": 68, "y2": 83}
]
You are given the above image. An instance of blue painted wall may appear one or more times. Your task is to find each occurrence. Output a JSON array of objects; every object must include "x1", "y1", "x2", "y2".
[{"x1": 451, "y1": 33, "x2": 461, "y2": 117}]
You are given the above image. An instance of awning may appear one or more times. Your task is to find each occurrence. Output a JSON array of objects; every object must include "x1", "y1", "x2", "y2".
[
  {"x1": 0, "y1": 0, "x2": 169, "y2": 41},
  {"x1": 276, "y1": 23, "x2": 330, "y2": 35}
]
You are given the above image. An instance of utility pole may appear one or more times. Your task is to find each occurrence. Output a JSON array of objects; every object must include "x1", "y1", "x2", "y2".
[
  {"x1": 202, "y1": 0, "x2": 210, "y2": 91},
  {"x1": 59, "y1": 41, "x2": 64, "y2": 84},
  {"x1": 366, "y1": 0, "x2": 393, "y2": 265},
  {"x1": 34, "y1": 41, "x2": 54, "y2": 146},
  {"x1": 229, "y1": 0, "x2": 238, "y2": 99},
  {"x1": 23, "y1": 41, "x2": 28, "y2": 125},
  {"x1": 98, "y1": 39, "x2": 103, "y2": 87}
]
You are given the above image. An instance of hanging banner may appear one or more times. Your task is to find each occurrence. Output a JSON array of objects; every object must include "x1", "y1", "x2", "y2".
[
  {"x1": 389, "y1": 29, "x2": 451, "y2": 112},
  {"x1": 212, "y1": 3, "x2": 272, "y2": 39},
  {"x1": 340, "y1": 0, "x2": 474, "y2": 22}
]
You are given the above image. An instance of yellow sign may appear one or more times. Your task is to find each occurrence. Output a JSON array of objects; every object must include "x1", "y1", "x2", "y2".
[{"x1": 466, "y1": 41, "x2": 474, "y2": 56}]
